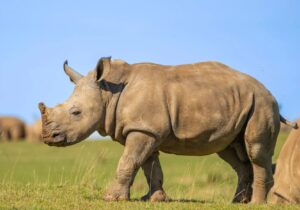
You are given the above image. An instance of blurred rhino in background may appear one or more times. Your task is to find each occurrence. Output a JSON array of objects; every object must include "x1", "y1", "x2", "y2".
[
  {"x1": 38, "y1": 57, "x2": 297, "y2": 203},
  {"x1": 268, "y1": 120, "x2": 300, "y2": 204},
  {"x1": 26, "y1": 119, "x2": 42, "y2": 142},
  {"x1": 0, "y1": 116, "x2": 26, "y2": 141}
]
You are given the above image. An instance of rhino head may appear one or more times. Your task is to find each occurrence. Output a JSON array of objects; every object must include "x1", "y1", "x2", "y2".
[{"x1": 39, "y1": 57, "x2": 112, "y2": 146}]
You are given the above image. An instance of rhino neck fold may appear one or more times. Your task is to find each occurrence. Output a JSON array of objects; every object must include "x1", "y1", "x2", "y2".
[
  {"x1": 97, "y1": 80, "x2": 125, "y2": 139},
  {"x1": 98, "y1": 60, "x2": 131, "y2": 139}
]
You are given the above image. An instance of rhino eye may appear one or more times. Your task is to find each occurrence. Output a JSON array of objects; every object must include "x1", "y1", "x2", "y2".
[
  {"x1": 73, "y1": 110, "x2": 81, "y2": 115},
  {"x1": 70, "y1": 107, "x2": 81, "y2": 116}
]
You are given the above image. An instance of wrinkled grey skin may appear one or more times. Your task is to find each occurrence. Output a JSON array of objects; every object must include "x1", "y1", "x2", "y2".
[
  {"x1": 39, "y1": 57, "x2": 296, "y2": 203},
  {"x1": 268, "y1": 120, "x2": 300, "y2": 204}
]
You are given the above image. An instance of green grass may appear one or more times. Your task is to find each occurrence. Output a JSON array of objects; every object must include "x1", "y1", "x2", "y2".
[{"x1": 0, "y1": 132, "x2": 299, "y2": 209}]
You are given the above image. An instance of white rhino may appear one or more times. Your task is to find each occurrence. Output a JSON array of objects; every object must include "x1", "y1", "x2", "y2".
[
  {"x1": 38, "y1": 57, "x2": 296, "y2": 203},
  {"x1": 0, "y1": 116, "x2": 26, "y2": 141},
  {"x1": 26, "y1": 119, "x2": 42, "y2": 142},
  {"x1": 268, "y1": 120, "x2": 300, "y2": 204}
]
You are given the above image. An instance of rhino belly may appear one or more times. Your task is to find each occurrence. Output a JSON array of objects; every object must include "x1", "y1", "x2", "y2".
[{"x1": 159, "y1": 131, "x2": 237, "y2": 156}]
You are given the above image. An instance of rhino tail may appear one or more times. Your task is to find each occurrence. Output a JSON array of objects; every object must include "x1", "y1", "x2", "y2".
[{"x1": 280, "y1": 114, "x2": 298, "y2": 129}]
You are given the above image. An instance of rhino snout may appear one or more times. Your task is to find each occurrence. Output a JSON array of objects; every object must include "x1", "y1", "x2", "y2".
[{"x1": 43, "y1": 131, "x2": 67, "y2": 146}]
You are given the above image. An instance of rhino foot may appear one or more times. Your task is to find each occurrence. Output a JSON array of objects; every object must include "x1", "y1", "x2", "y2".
[
  {"x1": 103, "y1": 184, "x2": 129, "y2": 201},
  {"x1": 103, "y1": 193, "x2": 129, "y2": 201},
  {"x1": 232, "y1": 187, "x2": 252, "y2": 203},
  {"x1": 141, "y1": 193, "x2": 150, "y2": 201},
  {"x1": 141, "y1": 190, "x2": 170, "y2": 202},
  {"x1": 232, "y1": 195, "x2": 251, "y2": 203}
]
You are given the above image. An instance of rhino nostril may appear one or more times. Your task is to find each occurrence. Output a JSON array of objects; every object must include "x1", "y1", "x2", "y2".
[{"x1": 52, "y1": 132, "x2": 60, "y2": 138}]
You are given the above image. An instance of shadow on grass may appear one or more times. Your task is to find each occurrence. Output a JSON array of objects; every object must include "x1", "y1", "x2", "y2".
[
  {"x1": 168, "y1": 199, "x2": 209, "y2": 203},
  {"x1": 131, "y1": 198, "x2": 210, "y2": 203}
]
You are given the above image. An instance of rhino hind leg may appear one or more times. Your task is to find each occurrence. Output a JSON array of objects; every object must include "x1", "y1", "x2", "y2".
[
  {"x1": 1, "y1": 129, "x2": 11, "y2": 141},
  {"x1": 218, "y1": 145, "x2": 253, "y2": 203},
  {"x1": 141, "y1": 151, "x2": 169, "y2": 202},
  {"x1": 10, "y1": 126, "x2": 25, "y2": 141},
  {"x1": 244, "y1": 110, "x2": 280, "y2": 204},
  {"x1": 103, "y1": 132, "x2": 157, "y2": 201}
]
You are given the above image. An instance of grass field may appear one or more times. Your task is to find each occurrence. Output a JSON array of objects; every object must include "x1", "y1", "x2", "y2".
[{"x1": 0, "y1": 132, "x2": 299, "y2": 209}]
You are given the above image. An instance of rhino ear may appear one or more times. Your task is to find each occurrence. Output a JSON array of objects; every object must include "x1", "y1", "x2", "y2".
[
  {"x1": 63, "y1": 60, "x2": 83, "y2": 84},
  {"x1": 95, "y1": 57, "x2": 111, "y2": 81}
]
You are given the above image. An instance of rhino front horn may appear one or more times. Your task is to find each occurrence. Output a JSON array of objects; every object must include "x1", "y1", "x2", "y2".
[{"x1": 38, "y1": 102, "x2": 47, "y2": 115}]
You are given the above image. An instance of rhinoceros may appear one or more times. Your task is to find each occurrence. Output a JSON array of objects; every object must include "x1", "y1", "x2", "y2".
[
  {"x1": 0, "y1": 116, "x2": 26, "y2": 141},
  {"x1": 268, "y1": 120, "x2": 300, "y2": 203},
  {"x1": 26, "y1": 119, "x2": 42, "y2": 142},
  {"x1": 38, "y1": 57, "x2": 297, "y2": 203}
]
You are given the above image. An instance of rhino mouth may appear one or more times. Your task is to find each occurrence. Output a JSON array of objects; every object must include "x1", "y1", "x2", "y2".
[
  {"x1": 42, "y1": 130, "x2": 80, "y2": 147},
  {"x1": 45, "y1": 137, "x2": 80, "y2": 147},
  {"x1": 47, "y1": 139, "x2": 80, "y2": 147},
  {"x1": 46, "y1": 140, "x2": 76, "y2": 147}
]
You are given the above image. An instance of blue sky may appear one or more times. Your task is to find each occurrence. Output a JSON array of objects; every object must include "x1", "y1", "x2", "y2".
[{"x1": 0, "y1": 0, "x2": 299, "y2": 126}]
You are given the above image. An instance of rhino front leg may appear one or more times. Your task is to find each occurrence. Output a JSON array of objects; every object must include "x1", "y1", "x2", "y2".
[
  {"x1": 141, "y1": 151, "x2": 169, "y2": 202},
  {"x1": 103, "y1": 132, "x2": 157, "y2": 201}
]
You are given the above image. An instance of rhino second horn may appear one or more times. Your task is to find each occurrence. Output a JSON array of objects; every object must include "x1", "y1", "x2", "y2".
[{"x1": 63, "y1": 60, "x2": 83, "y2": 84}]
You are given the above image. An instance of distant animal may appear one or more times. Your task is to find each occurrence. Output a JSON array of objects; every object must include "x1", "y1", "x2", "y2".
[
  {"x1": 38, "y1": 57, "x2": 297, "y2": 203},
  {"x1": 268, "y1": 120, "x2": 300, "y2": 204},
  {"x1": 26, "y1": 119, "x2": 42, "y2": 142},
  {"x1": 0, "y1": 116, "x2": 26, "y2": 141}
]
